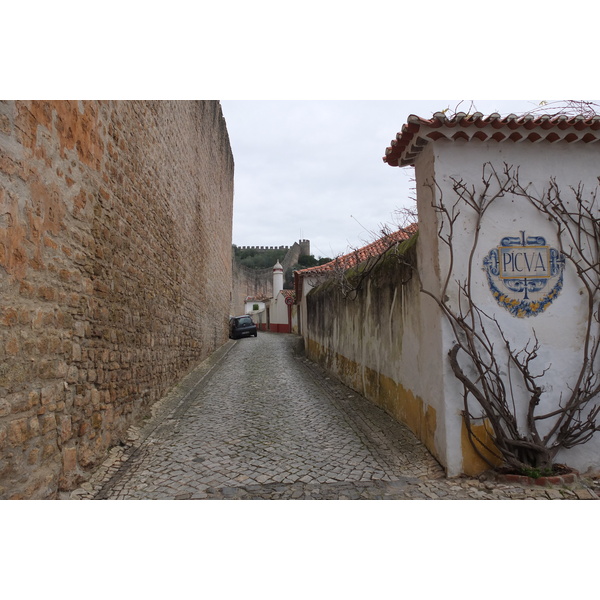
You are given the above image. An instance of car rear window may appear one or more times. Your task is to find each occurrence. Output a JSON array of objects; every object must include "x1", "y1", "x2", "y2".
[{"x1": 237, "y1": 317, "x2": 252, "y2": 326}]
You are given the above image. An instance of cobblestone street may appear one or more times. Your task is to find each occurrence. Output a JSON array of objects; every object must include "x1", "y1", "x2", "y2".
[{"x1": 70, "y1": 332, "x2": 598, "y2": 500}]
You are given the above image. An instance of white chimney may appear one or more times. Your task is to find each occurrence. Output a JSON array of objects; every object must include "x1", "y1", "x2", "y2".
[{"x1": 273, "y1": 261, "x2": 284, "y2": 295}]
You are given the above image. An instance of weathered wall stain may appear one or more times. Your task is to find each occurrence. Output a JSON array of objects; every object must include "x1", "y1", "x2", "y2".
[
  {"x1": 306, "y1": 337, "x2": 440, "y2": 464},
  {"x1": 303, "y1": 246, "x2": 451, "y2": 467},
  {"x1": 460, "y1": 419, "x2": 502, "y2": 476}
]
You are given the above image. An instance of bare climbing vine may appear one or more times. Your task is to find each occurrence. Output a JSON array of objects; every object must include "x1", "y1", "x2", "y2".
[{"x1": 422, "y1": 162, "x2": 600, "y2": 473}]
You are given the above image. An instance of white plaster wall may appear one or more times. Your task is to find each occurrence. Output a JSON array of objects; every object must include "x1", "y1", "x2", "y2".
[
  {"x1": 411, "y1": 144, "x2": 450, "y2": 468},
  {"x1": 244, "y1": 300, "x2": 265, "y2": 313},
  {"x1": 303, "y1": 245, "x2": 448, "y2": 466},
  {"x1": 270, "y1": 292, "x2": 290, "y2": 326},
  {"x1": 423, "y1": 139, "x2": 600, "y2": 474}
]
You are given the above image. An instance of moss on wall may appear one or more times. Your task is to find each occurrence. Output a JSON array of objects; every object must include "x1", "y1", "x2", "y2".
[{"x1": 304, "y1": 236, "x2": 447, "y2": 467}]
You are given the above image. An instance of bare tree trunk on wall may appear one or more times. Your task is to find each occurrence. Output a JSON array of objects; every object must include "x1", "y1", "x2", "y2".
[{"x1": 422, "y1": 162, "x2": 600, "y2": 474}]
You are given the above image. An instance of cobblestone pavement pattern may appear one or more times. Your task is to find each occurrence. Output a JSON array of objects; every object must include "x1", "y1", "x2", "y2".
[{"x1": 69, "y1": 333, "x2": 599, "y2": 500}]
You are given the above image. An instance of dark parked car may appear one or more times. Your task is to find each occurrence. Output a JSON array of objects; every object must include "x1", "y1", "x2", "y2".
[{"x1": 229, "y1": 315, "x2": 258, "y2": 339}]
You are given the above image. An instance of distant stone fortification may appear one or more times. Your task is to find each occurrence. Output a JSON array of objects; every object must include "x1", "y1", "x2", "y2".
[
  {"x1": 231, "y1": 239, "x2": 310, "y2": 314},
  {"x1": 237, "y1": 245, "x2": 290, "y2": 251},
  {"x1": 235, "y1": 240, "x2": 310, "y2": 257}
]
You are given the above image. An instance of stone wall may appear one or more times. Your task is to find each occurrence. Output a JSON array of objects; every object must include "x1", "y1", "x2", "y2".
[
  {"x1": 231, "y1": 261, "x2": 272, "y2": 316},
  {"x1": 0, "y1": 101, "x2": 234, "y2": 498}
]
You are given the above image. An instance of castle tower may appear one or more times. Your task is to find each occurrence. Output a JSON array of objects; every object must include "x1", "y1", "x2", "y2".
[
  {"x1": 273, "y1": 261, "x2": 284, "y2": 295},
  {"x1": 299, "y1": 239, "x2": 311, "y2": 257}
]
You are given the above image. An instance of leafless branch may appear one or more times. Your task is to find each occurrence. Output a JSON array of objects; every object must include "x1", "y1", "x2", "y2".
[{"x1": 426, "y1": 162, "x2": 600, "y2": 472}]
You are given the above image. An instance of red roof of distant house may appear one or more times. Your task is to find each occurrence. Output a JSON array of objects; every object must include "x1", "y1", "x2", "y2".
[
  {"x1": 295, "y1": 224, "x2": 417, "y2": 277},
  {"x1": 383, "y1": 112, "x2": 600, "y2": 167}
]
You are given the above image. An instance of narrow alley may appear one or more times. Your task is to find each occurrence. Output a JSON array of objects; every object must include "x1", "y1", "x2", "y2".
[{"x1": 71, "y1": 333, "x2": 595, "y2": 500}]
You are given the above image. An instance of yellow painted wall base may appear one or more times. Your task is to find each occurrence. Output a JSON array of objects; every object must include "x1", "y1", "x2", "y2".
[
  {"x1": 306, "y1": 338, "x2": 441, "y2": 467},
  {"x1": 460, "y1": 419, "x2": 503, "y2": 476}
]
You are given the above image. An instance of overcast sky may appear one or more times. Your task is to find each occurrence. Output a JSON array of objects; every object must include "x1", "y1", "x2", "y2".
[{"x1": 221, "y1": 100, "x2": 555, "y2": 259}]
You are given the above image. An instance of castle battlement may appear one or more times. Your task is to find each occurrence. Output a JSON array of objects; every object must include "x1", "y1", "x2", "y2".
[
  {"x1": 234, "y1": 240, "x2": 310, "y2": 253},
  {"x1": 236, "y1": 245, "x2": 291, "y2": 251}
]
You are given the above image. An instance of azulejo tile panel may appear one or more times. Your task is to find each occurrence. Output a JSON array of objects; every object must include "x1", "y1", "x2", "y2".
[{"x1": 483, "y1": 232, "x2": 565, "y2": 318}]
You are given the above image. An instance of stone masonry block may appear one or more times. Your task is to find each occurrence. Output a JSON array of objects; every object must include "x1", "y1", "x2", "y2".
[
  {"x1": 58, "y1": 415, "x2": 72, "y2": 443},
  {"x1": 8, "y1": 418, "x2": 29, "y2": 445},
  {"x1": 62, "y1": 444, "x2": 77, "y2": 474}
]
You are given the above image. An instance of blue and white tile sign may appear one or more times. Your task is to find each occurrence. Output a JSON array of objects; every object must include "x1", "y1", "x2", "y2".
[{"x1": 483, "y1": 232, "x2": 565, "y2": 317}]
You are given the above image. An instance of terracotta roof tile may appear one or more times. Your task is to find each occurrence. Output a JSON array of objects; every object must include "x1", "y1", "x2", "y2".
[
  {"x1": 383, "y1": 112, "x2": 600, "y2": 167},
  {"x1": 295, "y1": 224, "x2": 417, "y2": 277}
]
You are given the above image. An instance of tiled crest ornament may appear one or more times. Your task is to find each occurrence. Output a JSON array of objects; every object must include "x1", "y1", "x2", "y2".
[{"x1": 483, "y1": 232, "x2": 565, "y2": 318}]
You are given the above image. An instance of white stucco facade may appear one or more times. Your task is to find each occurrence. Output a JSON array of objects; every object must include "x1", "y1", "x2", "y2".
[
  {"x1": 414, "y1": 136, "x2": 600, "y2": 475},
  {"x1": 244, "y1": 299, "x2": 266, "y2": 325}
]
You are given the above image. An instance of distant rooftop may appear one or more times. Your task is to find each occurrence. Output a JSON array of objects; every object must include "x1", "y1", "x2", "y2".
[{"x1": 295, "y1": 224, "x2": 417, "y2": 276}]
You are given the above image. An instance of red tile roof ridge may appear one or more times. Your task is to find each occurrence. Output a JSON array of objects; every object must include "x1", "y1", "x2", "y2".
[
  {"x1": 385, "y1": 112, "x2": 600, "y2": 167},
  {"x1": 295, "y1": 224, "x2": 417, "y2": 276}
]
